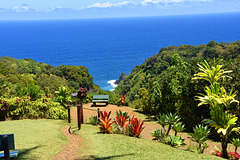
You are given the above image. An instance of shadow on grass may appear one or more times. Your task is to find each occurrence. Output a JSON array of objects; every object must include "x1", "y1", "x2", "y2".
[
  {"x1": 17, "y1": 146, "x2": 43, "y2": 159},
  {"x1": 77, "y1": 153, "x2": 135, "y2": 160}
]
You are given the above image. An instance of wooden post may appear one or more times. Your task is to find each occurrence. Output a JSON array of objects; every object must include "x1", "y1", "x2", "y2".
[
  {"x1": 97, "y1": 108, "x2": 100, "y2": 119},
  {"x1": 67, "y1": 103, "x2": 71, "y2": 123},
  {"x1": 80, "y1": 101, "x2": 84, "y2": 124},
  {"x1": 97, "y1": 108, "x2": 100, "y2": 123},
  {"x1": 77, "y1": 101, "x2": 81, "y2": 130}
]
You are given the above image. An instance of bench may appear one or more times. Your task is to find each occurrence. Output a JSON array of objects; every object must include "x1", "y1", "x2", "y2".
[
  {"x1": 0, "y1": 134, "x2": 19, "y2": 160},
  {"x1": 92, "y1": 95, "x2": 109, "y2": 106}
]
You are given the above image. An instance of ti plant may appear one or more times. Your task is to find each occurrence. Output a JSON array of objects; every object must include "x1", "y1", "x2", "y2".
[
  {"x1": 77, "y1": 87, "x2": 88, "y2": 101},
  {"x1": 173, "y1": 122, "x2": 185, "y2": 136},
  {"x1": 152, "y1": 128, "x2": 166, "y2": 143},
  {"x1": 167, "y1": 135, "x2": 185, "y2": 147},
  {"x1": 231, "y1": 138, "x2": 240, "y2": 153},
  {"x1": 166, "y1": 112, "x2": 181, "y2": 135},
  {"x1": 118, "y1": 94, "x2": 126, "y2": 106},
  {"x1": 190, "y1": 124, "x2": 210, "y2": 153},
  {"x1": 99, "y1": 111, "x2": 114, "y2": 133},
  {"x1": 126, "y1": 115, "x2": 144, "y2": 137},
  {"x1": 193, "y1": 59, "x2": 240, "y2": 158}
]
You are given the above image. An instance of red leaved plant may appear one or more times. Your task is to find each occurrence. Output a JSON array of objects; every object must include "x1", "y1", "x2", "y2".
[
  {"x1": 99, "y1": 111, "x2": 114, "y2": 133},
  {"x1": 114, "y1": 114, "x2": 127, "y2": 133},
  {"x1": 126, "y1": 115, "x2": 144, "y2": 137},
  {"x1": 118, "y1": 94, "x2": 126, "y2": 106}
]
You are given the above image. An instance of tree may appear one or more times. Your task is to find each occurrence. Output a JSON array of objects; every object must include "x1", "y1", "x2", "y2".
[{"x1": 193, "y1": 59, "x2": 240, "y2": 158}]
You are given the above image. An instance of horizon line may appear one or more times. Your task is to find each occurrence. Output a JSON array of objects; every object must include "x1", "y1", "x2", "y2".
[{"x1": 0, "y1": 11, "x2": 240, "y2": 22}]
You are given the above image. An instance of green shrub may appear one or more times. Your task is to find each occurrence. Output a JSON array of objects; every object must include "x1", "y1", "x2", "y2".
[
  {"x1": 0, "y1": 97, "x2": 67, "y2": 120},
  {"x1": 167, "y1": 135, "x2": 186, "y2": 147},
  {"x1": 152, "y1": 128, "x2": 167, "y2": 143},
  {"x1": 82, "y1": 94, "x2": 93, "y2": 103},
  {"x1": 109, "y1": 96, "x2": 119, "y2": 105},
  {"x1": 48, "y1": 106, "x2": 67, "y2": 120},
  {"x1": 190, "y1": 124, "x2": 210, "y2": 153},
  {"x1": 86, "y1": 115, "x2": 98, "y2": 125}
]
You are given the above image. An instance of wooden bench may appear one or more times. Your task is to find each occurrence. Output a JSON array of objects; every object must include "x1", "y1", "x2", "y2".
[
  {"x1": 0, "y1": 134, "x2": 19, "y2": 160},
  {"x1": 92, "y1": 95, "x2": 109, "y2": 106}
]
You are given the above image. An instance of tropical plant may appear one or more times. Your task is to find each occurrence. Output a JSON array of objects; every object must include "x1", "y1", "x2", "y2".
[
  {"x1": 173, "y1": 122, "x2": 185, "y2": 136},
  {"x1": 118, "y1": 94, "x2": 126, "y2": 106},
  {"x1": 113, "y1": 114, "x2": 127, "y2": 133},
  {"x1": 167, "y1": 135, "x2": 185, "y2": 147},
  {"x1": 116, "y1": 110, "x2": 129, "y2": 119},
  {"x1": 98, "y1": 111, "x2": 114, "y2": 133},
  {"x1": 190, "y1": 124, "x2": 210, "y2": 153},
  {"x1": 231, "y1": 138, "x2": 240, "y2": 153},
  {"x1": 55, "y1": 86, "x2": 71, "y2": 108},
  {"x1": 193, "y1": 59, "x2": 240, "y2": 158},
  {"x1": 152, "y1": 128, "x2": 166, "y2": 143},
  {"x1": 138, "y1": 87, "x2": 155, "y2": 115},
  {"x1": 157, "y1": 113, "x2": 167, "y2": 132},
  {"x1": 165, "y1": 112, "x2": 180, "y2": 135},
  {"x1": 77, "y1": 87, "x2": 88, "y2": 101},
  {"x1": 27, "y1": 83, "x2": 44, "y2": 100},
  {"x1": 87, "y1": 115, "x2": 98, "y2": 125},
  {"x1": 126, "y1": 115, "x2": 144, "y2": 137},
  {"x1": 228, "y1": 152, "x2": 240, "y2": 160}
]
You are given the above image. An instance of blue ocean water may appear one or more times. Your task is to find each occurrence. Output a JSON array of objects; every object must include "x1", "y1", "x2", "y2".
[{"x1": 0, "y1": 13, "x2": 240, "y2": 90}]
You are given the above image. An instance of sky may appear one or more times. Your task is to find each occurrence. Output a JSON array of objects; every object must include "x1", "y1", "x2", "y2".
[{"x1": 0, "y1": 0, "x2": 240, "y2": 20}]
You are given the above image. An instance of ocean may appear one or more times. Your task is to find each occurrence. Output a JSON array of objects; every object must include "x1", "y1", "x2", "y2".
[{"x1": 0, "y1": 12, "x2": 240, "y2": 90}]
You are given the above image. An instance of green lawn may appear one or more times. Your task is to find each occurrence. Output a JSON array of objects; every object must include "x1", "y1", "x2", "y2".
[
  {"x1": 74, "y1": 124, "x2": 221, "y2": 160},
  {"x1": 0, "y1": 119, "x2": 222, "y2": 160},
  {"x1": 0, "y1": 119, "x2": 68, "y2": 159}
]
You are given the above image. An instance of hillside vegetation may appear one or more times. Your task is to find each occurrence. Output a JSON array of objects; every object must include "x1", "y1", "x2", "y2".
[
  {"x1": 114, "y1": 40, "x2": 240, "y2": 130},
  {"x1": 0, "y1": 57, "x2": 103, "y2": 120},
  {"x1": 0, "y1": 56, "x2": 99, "y2": 97}
]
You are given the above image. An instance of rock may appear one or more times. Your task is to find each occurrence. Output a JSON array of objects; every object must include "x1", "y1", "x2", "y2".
[{"x1": 114, "y1": 72, "x2": 127, "y2": 85}]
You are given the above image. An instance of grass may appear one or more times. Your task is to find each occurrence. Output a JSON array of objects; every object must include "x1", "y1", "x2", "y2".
[
  {"x1": 0, "y1": 119, "x2": 68, "y2": 159},
  {"x1": 73, "y1": 124, "x2": 221, "y2": 160}
]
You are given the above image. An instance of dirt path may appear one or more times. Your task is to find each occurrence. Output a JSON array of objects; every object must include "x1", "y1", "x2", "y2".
[{"x1": 53, "y1": 125, "x2": 82, "y2": 160}]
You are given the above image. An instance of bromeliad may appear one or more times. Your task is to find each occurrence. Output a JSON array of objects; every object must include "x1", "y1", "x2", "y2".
[
  {"x1": 126, "y1": 115, "x2": 144, "y2": 137},
  {"x1": 98, "y1": 111, "x2": 114, "y2": 133},
  {"x1": 114, "y1": 114, "x2": 127, "y2": 133}
]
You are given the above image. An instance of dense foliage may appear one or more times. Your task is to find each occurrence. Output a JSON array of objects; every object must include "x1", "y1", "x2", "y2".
[
  {"x1": 0, "y1": 57, "x2": 95, "y2": 96},
  {"x1": 114, "y1": 40, "x2": 240, "y2": 131},
  {"x1": 0, "y1": 56, "x2": 99, "y2": 120},
  {"x1": 0, "y1": 96, "x2": 67, "y2": 120}
]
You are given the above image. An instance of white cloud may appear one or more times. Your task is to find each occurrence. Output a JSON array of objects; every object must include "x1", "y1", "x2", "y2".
[
  {"x1": 86, "y1": 1, "x2": 136, "y2": 9},
  {"x1": 141, "y1": 0, "x2": 213, "y2": 5},
  {"x1": 12, "y1": 6, "x2": 30, "y2": 12},
  {"x1": 142, "y1": 0, "x2": 184, "y2": 5}
]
